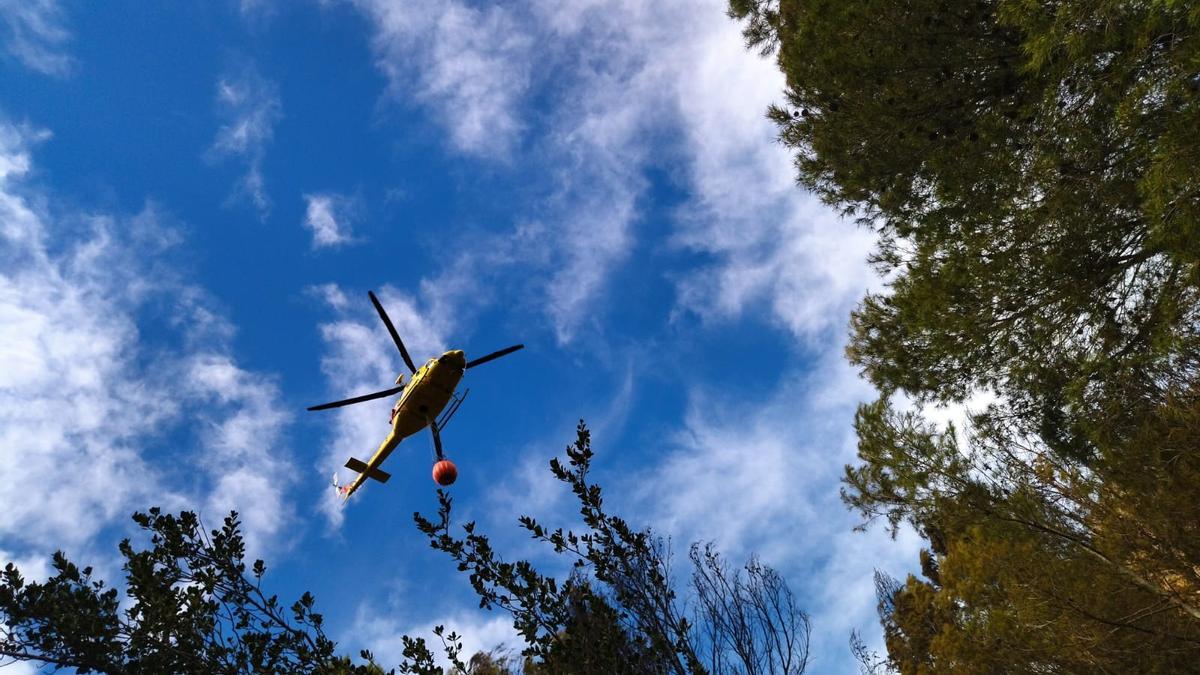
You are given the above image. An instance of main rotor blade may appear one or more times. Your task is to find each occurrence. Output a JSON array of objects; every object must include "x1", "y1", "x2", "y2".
[
  {"x1": 369, "y1": 290, "x2": 417, "y2": 373},
  {"x1": 307, "y1": 385, "x2": 405, "y2": 411},
  {"x1": 465, "y1": 344, "x2": 524, "y2": 370}
]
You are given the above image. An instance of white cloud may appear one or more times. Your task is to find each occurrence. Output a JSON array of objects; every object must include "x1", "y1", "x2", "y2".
[
  {"x1": 349, "y1": 0, "x2": 873, "y2": 345},
  {"x1": 208, "y1": 67, "x2": 281, "y2": 219},
  {"x1": 348, "y1": 1, "x2": 658, "y2": 342},
  {"x1": 515, "y1": 0, "x2": 874, "y2": 342},
  {"x1": 0, "y1": 133, "x2": 173, "y2": 553},
  {"x1": 539, "y1": 102, "x2": 645, "y2": 344},
  {"x1": 353, "y1": 0, "x2": 532, "y2": 158},
  {"x1": 624, "y1": 347, "x2": 920, "y2": 668},
  {"x1": 0, "y1": 120, "x2": 296, "y2": 566},
  {"x1": 539, "y1": 180, "x2": 640, "y2": 344},
  {"x1": 657, "y1": 3, "x2": 878, "y2": 341},
  {"x1": 635, "y1": 350, "x2": 868, "y2": 556},
  {"x1": 185, "y1": 355, "x2": 295, "y2": 555},
  {"x1": 307, "y1": 282, "x2": 349, "y2": 311},
  {"x1": 346, "y1": 601, "x2": 519, "y2": 672},
  {"x1": 303, "y1": 192, "x2": 358, "y2": 248},
  {"x1": 406, "y1": 220, "x2": 551, "y2": 348},
  {"x1": 0, "y1": 0, "x2": 72, "y2": 76},
  {"x1": 484, "y1": 450, "x2": 568, "y2": 530}
]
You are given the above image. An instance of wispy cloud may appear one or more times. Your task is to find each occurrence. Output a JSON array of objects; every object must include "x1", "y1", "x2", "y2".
[
  {"x1": 348, "y1": 0, "x2": 873, "y2": 345},
  {"x1": 353, "y1": 0, "x2": 532, "y2": 158},
  {"x1": 346, "y1": 600, "x2": 519, "y2": 672},
  {"x1": 0, "y1": 126, "x2": 172, "y2": 553},
  {"x1": 185, "y1": 354, "x2": 295, "y2": 554},
  {"x1": 208, "y1": 66, "x2": 281, "y2": 220},
  {"x1": 349, "y1": 1, "x2": 662, "y2": 343},
  {"x1": 633, "y1": 349, "x2": 870, "y2": 558},
  {"x1": 538, "y1": 89, "x2": 647, "y2": 343},
  {"x1": 0, "y1": 0, "x2": 72, "y2": 76},
  {"x1": 629, "y1": 349, "x2": 920, "y2": 666},
  {"x1": 303, "y1": 192, "x2": 359, "y2": 249},
  {"x1": 0, "y1": 120, "x2": 295, "y2": 564},
  {"x1": 550, "y1": 0, "x2": 876, "y2": 342},
  {"x1": 666, "y1": 14, "x2": 877, "y2": 341}
]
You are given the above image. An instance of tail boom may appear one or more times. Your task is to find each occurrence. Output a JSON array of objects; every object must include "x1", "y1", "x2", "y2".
[{"x1": 336, "y1": 432, "x2": 404, "y2": 502}]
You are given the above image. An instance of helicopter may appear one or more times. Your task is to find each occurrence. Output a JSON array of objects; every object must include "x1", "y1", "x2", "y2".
[{"x1": 307, "y1": 290, "x2": 523, "y2": 501}]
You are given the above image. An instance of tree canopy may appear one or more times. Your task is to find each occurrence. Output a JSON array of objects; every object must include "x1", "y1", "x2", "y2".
[
  {"x1": 733, "y1": 0, "x2": 1199, "y2": 432},
  {"x1": 730, "y1": 0, "x2": 1200, "y2": 671},
  {"x1": 0, "y1": 509, "x2": 379, "y2": 674},
  {"x1": 1, "y1": 424, "x2": 809, "y2": 675},
  {"x1": 405, "y1": 422, "x2": 811, "y2": 675}
]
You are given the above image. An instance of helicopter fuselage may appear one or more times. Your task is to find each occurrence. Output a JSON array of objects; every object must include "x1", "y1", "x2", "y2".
[
  {"x1": 391, "y1": 350, "x2": 466, "y2": 437},
  {"x1": 344, "y1": 350, "x2": 466, "y2": 497}
]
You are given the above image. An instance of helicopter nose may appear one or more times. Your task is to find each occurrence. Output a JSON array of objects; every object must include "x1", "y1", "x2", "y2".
[{"x1": 439, "y1": 350, "x2": 466, "y2": 368}]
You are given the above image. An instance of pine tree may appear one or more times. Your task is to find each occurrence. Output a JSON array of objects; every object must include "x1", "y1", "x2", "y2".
[
  {"x1": 729, "y1": 1, "x2": 1200, "y2": 669},
  {"x1": 731, "y1": 0, "x2": 1200, "y2": 439}
]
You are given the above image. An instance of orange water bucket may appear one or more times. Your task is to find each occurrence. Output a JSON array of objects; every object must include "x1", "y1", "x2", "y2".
[{"x1": 432, "y1": 459, "x2": 458, "y2": 486}]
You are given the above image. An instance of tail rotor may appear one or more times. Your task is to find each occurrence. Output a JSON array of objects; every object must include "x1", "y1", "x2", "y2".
[{"x1": 331, "y1": 473, "x2": 352, "y2": 502}]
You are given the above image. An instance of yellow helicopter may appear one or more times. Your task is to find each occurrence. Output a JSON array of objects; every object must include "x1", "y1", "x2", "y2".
[{"x1": 308, "y1": 290, "x2": 523, "y2": 501}]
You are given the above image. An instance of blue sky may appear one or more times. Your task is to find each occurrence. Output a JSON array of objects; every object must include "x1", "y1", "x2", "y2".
[{"x1": 0, "y1": 1, "x2": 921, "y2": 671}]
